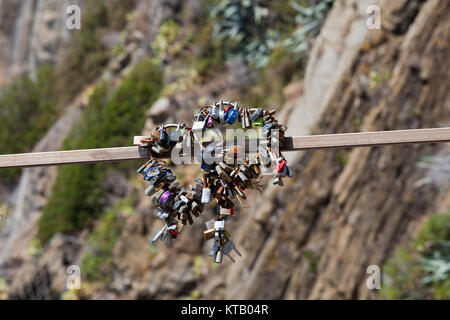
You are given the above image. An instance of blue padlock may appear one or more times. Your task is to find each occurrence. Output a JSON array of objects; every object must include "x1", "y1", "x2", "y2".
[{"x1": 225, "y1": 108, "x2": 238, "y2": 124}]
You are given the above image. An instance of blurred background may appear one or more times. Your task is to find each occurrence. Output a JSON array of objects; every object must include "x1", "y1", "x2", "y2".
[{"x1": 0, "y1": 0, "x2": 448, "y2": 300}]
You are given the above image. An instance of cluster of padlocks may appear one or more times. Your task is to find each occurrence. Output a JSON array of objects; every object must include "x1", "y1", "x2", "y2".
[{"x1": 137, "y1": 101, "x2": 293, "y2": 263}]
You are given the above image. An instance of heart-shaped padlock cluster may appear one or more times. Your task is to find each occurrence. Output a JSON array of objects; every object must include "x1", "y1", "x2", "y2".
[{"x1": 137, "y1": 101, "x2": 293, "y2": 263}]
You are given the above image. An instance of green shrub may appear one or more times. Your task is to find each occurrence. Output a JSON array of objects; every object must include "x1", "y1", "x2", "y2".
[
  {"x1": 381, "y1": 212, "x2": 450, "y2": 299},
  {"x1": 0, "y1": 66, "x2": 60, "y2": 183},
  {"x1": 58, "y1": 0, "x2": 136, "y2": 102},
  {"x1": 37, "y1": 59, "x2": 162, "y2": 244}
]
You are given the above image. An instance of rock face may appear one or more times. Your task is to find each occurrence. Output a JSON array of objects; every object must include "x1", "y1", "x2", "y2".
[{"x1": 0, "y1": 0, "x2": 80, "y2": 86}]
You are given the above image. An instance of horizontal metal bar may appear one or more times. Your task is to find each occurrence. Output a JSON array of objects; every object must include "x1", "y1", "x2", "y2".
[{"x1": 0, "y1": 128, "x2": 448, "y2": 169}]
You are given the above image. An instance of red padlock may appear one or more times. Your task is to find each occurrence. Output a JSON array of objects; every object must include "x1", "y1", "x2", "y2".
[{"x1": 276, "y1": 160, "x2": 286, "y2": 172}]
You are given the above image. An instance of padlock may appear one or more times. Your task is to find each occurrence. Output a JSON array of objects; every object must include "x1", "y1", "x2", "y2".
[
  {"x1": 253, "y1": 117, "x2": 263, "y2": 127},
  {"x1": 152, "y1": 189, "x2": 165, "y2": 203},
  {"x1": 145, "y1": 184, "x2": 157, "y2": 196},
  {"x1": 192, "y1": 111, "x2": 207, "y2": 132},
  {"x1": 144, "y1": 166, "x2": 161, "y2": 178},
  {"x1": 262, "y1": 122, "x2": 274, "y2": 137},
  {"x1": 184, "y1": 130, "x2": 192, "y2": 148},
  {"x1": 211, "y1": 105, "x2": 219, "y2": 119},
  {"x1": 214, "y1": 250, "x2": 223, "y2": 263},
  {"x1": 178, "y1": 204, "x2": 189, "y2": 214},
  {"x1": 238, "y1": 171, "x2": 248, "y2": 182},
  {"x1": 244, "y1": 108, "x2": 252, "y2": 128},
  {"x1": 219, "y1": 108, "x2": 225, "y2": 123},
  {"x1": 151, "y1": 127, "x2": 160, "y2": 140},
  {"x1": 159, "y1": 125, "x2": 168, "y2": 144},
  {"x1": 287, "y1": 166, "x2": 294, "y2": 177},
  {"x1": 151, "y1": 225, "x2": 167, "y2": 244},
  {"x1": 258, "y1": 146, "x2": 272, "y2": 167},
  {"x1": 156, "y1": 208, "x2": 169, "y2": 221},
  {"x1": 168, "y1": 181, "x2": 180, "y2": 191},
  {"x1": 233, "y1": 185, "x2": 245, "y2": 198},
  {"x1": 169, "y1": 123, "x2": 183, "y2": 145},
  {"x1": 223, "y1": 239, "x2": 242, "y2": 263},
  {"x1": 214, "y1": 220, "x2": 225, "y2": 231},
  {"x1": 159, "y1": 191, "x2": 174, "y2": 206},
  {"x1": 205, "y1": 219, "x2": 215, "y2": 230},
  {"x1": 203, "y1": 228, "x2": 215, "y2": 240},
  {"x1": 216, "y1": 165, "x2": 232, "y2": 183},
  {"x1": 250, "y1": 107, "x2": 263, "y2": 123},
  {"x1": 220, "y1": 207, "x2": 231, "y2": 217},
  {"x1": 201, "y1": 187, "x2": 211, "y2": 204},
  {"x1": 206, "y1": 115, "x2": 214, "y2": 128},
  {"x1": 276, "y1": 159, "x2": 286, "y2": 173}
]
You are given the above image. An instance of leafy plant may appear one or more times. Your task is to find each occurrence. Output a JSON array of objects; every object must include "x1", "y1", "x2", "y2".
[
  {"x1": 57, "y1": 0, "x2": 136, "y2": 102},
  {"x1": 211, "y1": 0, "x2": 275, "y2": 68},
  {"x1": 0, "y1": 66, "x2": 60, "y2": 183},
  {"x1": 382, "y1": 212, "x2": 450, "y2": 299},
  {"x1": 210, "y1": 0, "x2": 334, "y2": 68},
  {"x1": 81, "y1": 198, "x2": 132, "y2": 282}
]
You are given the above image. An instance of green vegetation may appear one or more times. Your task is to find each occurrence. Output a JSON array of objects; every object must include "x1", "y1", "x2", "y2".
[
  {"x1": 210, "y1": 0, "x2": 334, "y2": 68},
  {"x1": 0, "y1": 1, "x2": 137, "y2": 184},
  {"x1": 37, "y1": 59, "x2": 162, "y2": 244},
  {"x1": 58, "y1": 0, "x2": 136, "y2": 102},
  {"x1": 0, "y1": 66, "x2": 60, "y2": 183},
  {"x1": 81, "y1": 198, "x2": 132, "y2": 282},
  {"x1": 382, "y1": 212, "x2": 450, "y2": 299}
]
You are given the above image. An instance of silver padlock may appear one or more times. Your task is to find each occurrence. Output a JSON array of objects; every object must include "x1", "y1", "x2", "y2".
[
  {"x1": 214, "y1": 220, "x2": 225, "y2": 231},
  {"x1": 211, "y1": 105, "x2": 219, "y2": 119},
  {"x1": 152, "y1": 189, "x2": 165, "y2": 203},
  {"x1": 220, "y1": 207, "x2": 231, "y2": 217},
  {"x1": 223, "y1": 239, "x2": 242, "y2": 263},
  {"x1": 214, "y1": 249, "x2": 223, "y2": 263}
]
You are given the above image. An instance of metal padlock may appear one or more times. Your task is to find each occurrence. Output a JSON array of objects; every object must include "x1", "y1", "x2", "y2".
[
  {"x1": 206, "y1": 115, "x2": 214, "y2": 128},
  {"x1": 220, "y1": 207, "x2": 231, "y2": 217},
  {"x1": 253, "y1": 117, "x2": 263, "y2": 127},
  {"x1": 223, "y1": 239, "x2": 242, "y2": 263},
  {"x1": 159, "y1": 191, "x2": 174, "y2": 207},
  {"x1": 152, "y1": 189, "x2": 165, "y2": 203},
  {"x1": 238, "y1": 171, "x2": 248, "y2": 182},
  {"x1": 169, "y1": 123, "x2": 183, "y2": 145},
  {"x1": 145, "y1": 184, "x2": 157, "y2": 196},
  {"x1": 205, "y1": 219, "x2": 215, "y2": 230},
  {"x1": 151, "y1": 127, "x2": 160, "y2": 140},
  {"x1": 192, "y1": 111, "x2": 207, "y2": 132},
  {"x1": 225, "y1": 108, "x2": 238, "y2": 124},
  {"x1": 159, "y1": 125, "x2": 168, "y2": 144},
  {"x1": 214, "y1": 220, "x2": 225, "y2": 231},
  {"x1": 211, "y1": 105, "x2": 219, "y2": 119},
  {"x1": 250, "y1": 107, "x2": 263, "y2": 123},
  {"x1": 201, "y1": 187, "x2": 211, "y2": 204},
  {"x1": 214, "y1": 249, "x2": 223, "y2": 264},
  {"x1": 151, "y1": 225, "x2": 167, "y2": 244},
  {"x1": 216, "y1": 165, "x2": 232, "y2": 183}
]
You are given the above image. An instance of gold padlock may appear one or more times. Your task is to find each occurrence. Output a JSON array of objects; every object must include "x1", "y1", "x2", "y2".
[{"x1": 203, "y1": 228, "x2": 215, "y2": 241}]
